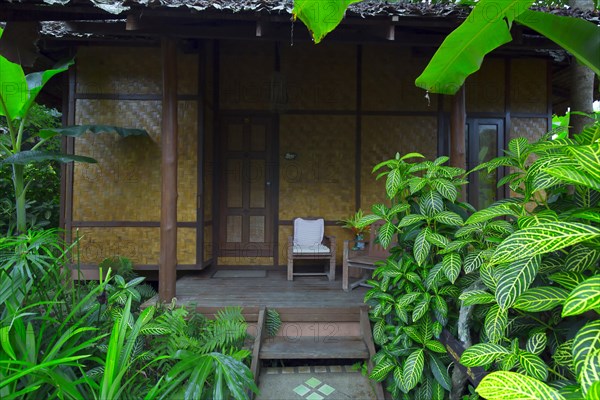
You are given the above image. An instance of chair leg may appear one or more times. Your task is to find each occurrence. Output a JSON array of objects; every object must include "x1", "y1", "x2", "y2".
[
  {"x1": 329, "y1": 257, "x2": 335, "y2": 281},
  {"x1": 287, "y1": 259, "x2": 293, "y2": 281},
  {"x1": 342, "y1": 261, "x2": 349, "y2": 291}
]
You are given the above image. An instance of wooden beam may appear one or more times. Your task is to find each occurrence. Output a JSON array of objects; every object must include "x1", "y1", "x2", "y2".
[
  {"x1": 159, "y1": 37, "x2": 178, "y2": 302},
  {"x1": 450, "y1": 85, "x2": 467, "y2": 199}
]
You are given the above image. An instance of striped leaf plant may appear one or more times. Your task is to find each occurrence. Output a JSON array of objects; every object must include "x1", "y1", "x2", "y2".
[{"x1": 456, "y1": 115, "x2": 600, "y2": 400}]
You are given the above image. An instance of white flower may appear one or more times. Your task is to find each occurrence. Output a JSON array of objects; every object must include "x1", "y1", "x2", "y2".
[{"x1": 593, "y1": 100, "x2": 600, "y2": 113}]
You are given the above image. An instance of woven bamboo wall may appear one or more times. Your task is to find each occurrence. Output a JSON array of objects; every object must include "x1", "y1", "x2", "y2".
[
  {"x1": 466, "y1": 58, "x2": 505, "y2": 113},
  {"x1": 279, "y1": 115, "x2": 356, "y2": 221},
  {"x1": 281, "y1": 42, "x2": 356, "y2": 111},
  {"x1": 73, "y1": 46, "x2": 200, "y2": 268},
  {"x1": 362, "y1": 46, "x2": 436, "y2": 112},
  {"x1": 76, "y1": 227, "x2": 196, "y2": 265},
  {"x1": 219, "y1": 40, "x2": 273, "y2": 110},
  {"x1": 509, "y1": 118, "x2": 548, "y2": 143},
  {"x1": 73, "y1": 99, "x2": 162, "y2": 221},
  {"x1": 361, "y1": 116, "x2": 438, "y2": 208},
  {"x1": 511, "y1": 58, "x2": 547, "y2": 114}
]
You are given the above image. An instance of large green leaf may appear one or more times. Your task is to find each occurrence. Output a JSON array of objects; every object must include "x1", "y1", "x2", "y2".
[
  {"x1": 518, "y1": 352, "x2": 548, "y2": 381},
  {"x1": 572, "y1": 320, "x2": 600, "y2": 396},
  {"x1": 549, "y1": 271, "x2": 587, "y2": 291},
  {"x1": 492, "y1": 222, "x2": 600, "y2": 264},
  {"x1": 526, "y1": 333, "x2": 547, "y2": 355},
  {"x1": 414, "y1": 228, "x2": 431, "y2": 266},
  {"x1": 1, "y1": 150, "x2": 97, "y2": 165},
  {"x1": 568, "y1": 144, "x2": 600, "y2": 183},
  {"x1": 0, "y1": 55, "x2": 27, "y2": 118},
  {"x1": 564, "y1": 245, "x2": 600, "y2": 273},
  {"x1": 562, "y1": 276, "x2": 600, "y2": 317},
  {"x1": 292, "y1": 0, "x2": 361, "y2": 44},
  {"x1": 515, "y1": 10, "x2": 600, "y2": 76},
  {"x1": 545, "y1": 166, "x2": 600, "y2": 191},
  {"x1": 386, "y1": 168, "x2": 402, "y2": 199},
  {"x1": 433, "y1": 211, "x2": 463, "y2": 227},
  {"x1": 485, "y1": 304, "x2": 508, "y2": 344},
  {"x1": 466, "y1": 204, "x2": 519, "y2": 224},
  {"x1": 429, "y1": 354, "x2": 451, "y2": 391},
  {"x1": 403, "y1": 349, "x2": 424, "y2": 392},
  {"x1": 461, "y1": 343, "x2": 510, "y2": 366},
  {"x1": 38, "y1": 125, "x2": 149, "y2": 140},
  {"x1": 442, "y1": 253, "x2": 461, "y2": 284},
  {"x1": 415, "y1": 0, "x2": 533, "y2": 94},
  {"x1": 420, "y1": 190, "x2": 444, "y2": 217},
  {"x1": 495, "y1": 256, "x2": 540, "y2": 309},
  {"x1": 512, "y1": 286, "x2": 569, "y2": 312},
  {"x1": 476, "y1": 371, "x2": 565, "y2": 400},
  {"x1": 21, "y1": 59, "x2": 74, "y2": 119},
  {"x1": 463, "y1": 251, "x2": 485, "y2": 274},
  {"x1": 459, "y1": 289, "x2": 496, "y2": 306}
]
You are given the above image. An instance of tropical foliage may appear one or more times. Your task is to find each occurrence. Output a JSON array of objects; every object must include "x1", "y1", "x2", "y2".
[
  {"x1": 0, "y1": 232, "x2": 258, "y2": 399},
  {"x1": 359, "y1": 115, "x2": 600, "y2": 399}
]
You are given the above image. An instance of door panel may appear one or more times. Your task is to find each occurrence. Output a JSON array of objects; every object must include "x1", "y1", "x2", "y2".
[
  {"x1": 466, "y1": 119, "x2": 505, "y2": 210},
  {"x1": 219, "y1": 116, "x2": 274, "y2": 258}
]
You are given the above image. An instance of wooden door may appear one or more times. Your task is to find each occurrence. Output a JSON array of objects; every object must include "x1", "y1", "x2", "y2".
[{"x1": 218, "y1": 116, "x2": 275, "y2": 259}]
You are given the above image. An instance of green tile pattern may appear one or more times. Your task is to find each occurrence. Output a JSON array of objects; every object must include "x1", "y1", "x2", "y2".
[{"x1": 294, "y1": 377, "x2": 336, "y2": 399}]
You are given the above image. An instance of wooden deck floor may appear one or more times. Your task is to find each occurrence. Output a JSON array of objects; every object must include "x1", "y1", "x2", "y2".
[{"x1": 143, "y1": 270, "x2": 368, "y2": 322}]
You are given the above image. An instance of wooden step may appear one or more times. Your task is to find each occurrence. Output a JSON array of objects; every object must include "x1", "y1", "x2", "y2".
[{"x1": 259, "y1": 336, "x2": 369, "y2": 360}]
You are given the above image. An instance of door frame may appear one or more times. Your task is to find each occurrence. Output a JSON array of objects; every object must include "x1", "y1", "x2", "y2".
[{"x1": 214, "y1": 113, "x2": 279, "y2": 264}]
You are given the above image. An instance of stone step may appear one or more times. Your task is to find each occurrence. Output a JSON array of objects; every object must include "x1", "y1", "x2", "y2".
[{"x1": 259, "y1": 336, "x2": 369, "y2": 360}]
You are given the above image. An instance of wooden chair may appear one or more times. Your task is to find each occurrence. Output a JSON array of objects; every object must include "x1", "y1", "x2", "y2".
[
  {"x1": 342, "y1": 221, "x2": 391, "y2": 291},
  {"x1": 287, "y1": 218, "x2": 336, "y2": 281}
]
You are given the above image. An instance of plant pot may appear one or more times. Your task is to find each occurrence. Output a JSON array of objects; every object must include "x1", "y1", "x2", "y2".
[{"x1": 353, "y1": 234, "x2": 365, "y2": 250}]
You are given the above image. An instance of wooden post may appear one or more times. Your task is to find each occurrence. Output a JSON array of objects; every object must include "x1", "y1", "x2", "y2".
[
  {"x1": 450, "y1": 85, "x2": 467, "y2": 199},
  {"x1": 159, "y1": 37, "x2": 178, "y2": 302}
]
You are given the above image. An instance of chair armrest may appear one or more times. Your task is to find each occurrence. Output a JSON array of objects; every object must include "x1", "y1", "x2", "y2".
[{"x1": 324, "y1": 235, "x2": 336, "y2": 254}]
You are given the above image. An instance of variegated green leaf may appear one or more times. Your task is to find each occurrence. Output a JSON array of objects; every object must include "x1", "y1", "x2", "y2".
[
  {"x1": 414, "y1": 228, "x2": 431, "y2": 266},
  {"x1": 426, "y1": 231, "x2": 450, "y2": 248},
  {"x1": 562, "y1": 275, "x2": 600, "y2": 317},
  {"x1": 519, "y1": 351, "x2": 548, "y2": 381},
  {"x1": 585, "y1": 381, "x2": 600, "y2": 400},
  {"x1": 426, "y1": 262, "x2": 446, "y2": 290},
  {"x1": 393, "y1": 366, "x2": 405, "y2": 393},
  {"x1": 433, "y1": 211, "x2": 463, "y2": 226},
  {"x1": 409, "y1": 176, "x2": 428, "y2": 194},
  {"x1": 356, "y1": 214, "x2": 382, "y2": 228},
  {"x1": 404, "y1": 326, "x2": 424, "y2": 344},
  {"x1": 538, "y1": 256, "x2": 564, "y2": 274},
  {"x1": 573, "y1": 320, "x2": 600, "y2": 396},
  {"x1": 492, "y1": 222, "x2": 600, "y2": 264},
  {"x1": 399, "y1": 214, "x2": 428, "y2": 227},
  {"x1": 426, "y1": 340, "x2": 447, "y2": 353},
  {"x1": 568, "y1": 144, "x2": 600, "y2": 182},
  {"x1": 442, "y1": 253, "x2": 461, "y2": 284},
  {"x1": 500, "y1": 353, "x2": 518, "y2": 371},
  {"x1": 398, "y1": 292, "x2": 421, "y2": 307},
  {"x1": 496, "y1": 256, "x2": 540, "y2": 309},
  {"x1": 371, "y1": 203, "x2": 388, "y2": 217},
  {"x1": 373, "y1": 319, "x2": 387, "y2": 345},
  {"x1": 513, "y1": 286, "x2": 569, "y2": 312},
  {"x1": 412, "y1": 293, "x2": 431, "y2": 322},
  {"x1": 550, "y1": 271, "x2": 587, "y2": 291},
  {"x1": 564, "y1": 245, "x2": 600, "y2": 273},
  {"x1": 546, "y1": 166, "x2": 600, "y2": 190},
  {"x1": 429, "y1": 353, "x2": 451, "y2": 391},
  {"x1": 481, "y1": 263, "x2": 501, "y2": 292},
  {"x1": 386, "y1": 168, "x2": 402, "y2": 199},
  {"x1": 508, "y1": 137, "x2": 530, "y2": 162},
  {"x1": 476, "y1": 371, "x2": 565, "y2": 400},
  {"x1": 570, "y1": 209, "x2": 600, "y2": 224},
  {"x1": 420, "y1": 314, "x2": 433, "y2": 341},
  {"x1": 378, "y1": 221, "x2": 396, "y2": 248},
  {"x1": 420, "y1": 190, "x2": 444, "y2": 218},
  {"x1": 485, "y1": 304, "x2": 508, "y2": 344},
  {"x1": 461, "y1": 343, "x2": 510, "y2": 366},
  {"x1": 466, "y1": 205, "x2": 518, "y2": 224},
  {"x1": 432, "y1": 178, "x2": 458, "y2": 202},
  {"x1": 553, "y1": 339, "x2": 574, "y2": 367},
  {"x1": 464, "y1": 251, "x2": 485, "y2": 274},
  {"x1": 432, "y1": 295, "x2": 448, "y2": 325},
  {"x1": 518, "y1": 211, "x2": 559, "y2": 230},
  {"x1": 459, "y1": 290, "x2": 496, "y2": 306},
  {"x1": 369, "y1": 357, "x2": 395, "y2": 382},
  {"x1": 403, "y1": 349, "x2": 425, "y2": 392},
  {"x1": 527, "y1": 333, "x2": 547, "y2": 356},
  {"x1": 527, "y1": 156, "x2": 577, "y2": 191},
  {"x1": 487, "y1": 220, "x2": 515, "y2": 236}
]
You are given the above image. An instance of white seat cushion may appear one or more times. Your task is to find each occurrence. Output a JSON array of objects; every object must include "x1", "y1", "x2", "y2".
[
  {"x1": 293, "y1": 218, "x2": 324, "y2": 246},
  {"x1": 293, "y1": 244, "x2": 331, "y2": 254}
]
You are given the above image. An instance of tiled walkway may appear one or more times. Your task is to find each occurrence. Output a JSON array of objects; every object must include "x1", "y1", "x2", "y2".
[{"x1": 256, "y1": 365, "x2": 377, "y2": 400}]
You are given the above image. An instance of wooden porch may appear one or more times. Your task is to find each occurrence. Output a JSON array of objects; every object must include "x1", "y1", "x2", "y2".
[{"x1": 144, "y1": 269, "x2": 368, "y2": 322}]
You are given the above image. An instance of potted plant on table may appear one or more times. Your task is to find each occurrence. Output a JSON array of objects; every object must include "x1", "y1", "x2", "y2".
[{"x1": 338, "y1": 209, "x2": 368, "y2": 250}]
